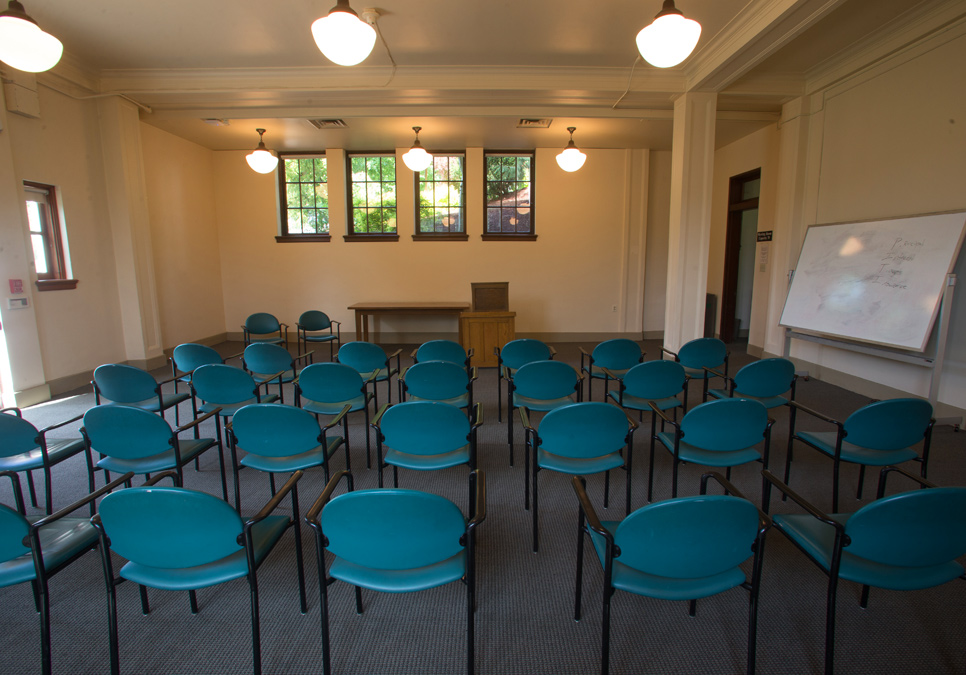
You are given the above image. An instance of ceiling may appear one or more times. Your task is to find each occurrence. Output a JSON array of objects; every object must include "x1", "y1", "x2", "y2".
[{"x1": 17, "y1": 0, "x2": 955, "y2": 152}]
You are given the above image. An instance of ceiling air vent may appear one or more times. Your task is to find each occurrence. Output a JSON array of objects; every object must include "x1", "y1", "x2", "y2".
[
  {"x1": 307, "y1": 119, "x2": 348, "y2": 129},
  {"x1": 517, "y1": 118, "x2": 552, "y2": 129}
]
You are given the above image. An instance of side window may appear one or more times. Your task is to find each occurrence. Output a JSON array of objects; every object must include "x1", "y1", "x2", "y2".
[
  {"x1": 278, "y1": 154, "x2": 329, "y2": 241},
  {"x1": 484, "y1": 152, "x2": 535, "y2": 240},
  {"x1": 24, "y1": 181, "x2": 76, "y2": 290},
  {"x1": 415, "y1": 154, "x2": 466, "y2": 240},
  {"x1": 347, "y1": 153, "x2": 397, "y2": 240}
]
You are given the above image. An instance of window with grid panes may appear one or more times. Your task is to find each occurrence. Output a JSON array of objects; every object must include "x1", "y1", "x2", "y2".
[
  {"x1": 415, "y1": 154, "x2": 466, "y2": 240},
  {"x1": 348, "y1": 153, "x2": 397, "y2": 238},
  {"x1": 484, "y1": 152, "x2": 534, "y2": 239},
  {"x1": 278, "y1": 154, "x2": 329, "y2": 240},
  {"x1": 24, "y1": 181, "x2": 76, "y2": 290}
]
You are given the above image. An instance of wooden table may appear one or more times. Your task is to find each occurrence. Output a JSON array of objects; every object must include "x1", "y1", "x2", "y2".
[{"x1": 348, "y1": 302, "x2": 471, "y2": 342}]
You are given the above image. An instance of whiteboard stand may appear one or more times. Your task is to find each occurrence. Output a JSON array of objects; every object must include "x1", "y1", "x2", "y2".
[{"x1": 783, "y1": 273, "x2": 960, "y2": 428}]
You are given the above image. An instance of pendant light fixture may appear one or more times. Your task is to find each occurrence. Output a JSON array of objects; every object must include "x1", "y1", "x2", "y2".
[
  {"x1": 636, "y1": 0, "x2": 701, "y2": 68},
  {"x1": 402, "y1": 126, "x2": 433, "y2": 172},
  {"x1": 555, "y1": 127, "x2": 587, "y2": 173},
  {"x1": 311, "y1": 0, "x2": 377, "y2": 66},
  {"x1": 0, "y1": 0, "x2": 63, "y2": 73},
  {"x1": 246, "y1": 129, "x2": 279, "y2": 174}
]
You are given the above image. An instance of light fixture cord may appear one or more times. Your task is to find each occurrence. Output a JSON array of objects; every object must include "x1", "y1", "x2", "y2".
[
  {"x1": 612, "y1": 55, "x2": 642, "y2": 110},
  {"x1": 373, "y1": 20, "x2": 397, "y2": 87}
]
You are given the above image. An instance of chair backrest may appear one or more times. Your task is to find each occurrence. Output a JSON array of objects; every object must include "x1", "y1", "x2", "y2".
[
  {"x1": 621, "y1": 360, "x2": 687, "y2": 400},
  {"x1": 298, "y1": 310, "x2": 333, "y2": 331},
  {"x1": 676, "y1": 337, "x2": 727, "y2": 370},
  {"x1": 321, "y1": 489, "x2": 465, "y2": 570},
  {"x1": 404, "y1": 360, "x2": 469, "y2": 401},
  {"x1": 415, "y1": 339, "x2": 468, "y2": 366},
  {"x1": 191, "y1": 364, "x2": 258, "y2": 405},
  {"x1": 98, "y1": 486, "x2": 243, "y2": 568},
  {"x1": 500, "y1": 339, "x2": 552, "y2": 371},
  {"x1": 591, "y1": 339, "x2": 643, "y2": 370},
  {"x1": 845, "y1": 487, "x2": 966, "y2": 567},
  {"x1": 0, "y1": 411, "x2": 40, "y2": 458},
  {"x1": 0, "y1": 505, "x2": 30, "y2": 563},
  {"x1": 93, "y1": 363, "x2": 157, "y2": 403},
  {"x1": 513, "y1": 360, "x2": 578, "y2": 400},
  {"x1": 732, "y1": 357, "x2": 796, "y2": 398},
  {"x1": 244, "y1": 343, "x2": 295, "y2": 375},
  {"x1": 843, "y1": 398, "x2": 933, "y2": 450},
  {"x1": 244, "y1": 312, "x2": 281, "y2": 335},
  {"x1": 83, "y1": 405, "x2": 173, "y2": 459},
  {"x1": 679, "y1": 398, "x2": 768, "y2": 451},
  {"x1": 338, "y1": 341, "x2": 387, "y2": 373},
  {"x1": 379, "y1": 401, "x2": 470, "y2": 456},
  {"x1": 615, "y1": 495, "x2": 760, "y2": 578},
  {"x1": 232, "y1": 403, "x2": 322, "y2": 458},
  {"x1": 537, "y1": 402, "x2": 629, "y2": 459},
  {"x1": 297, "y1": 362, "x2": 365, "y2": 404},
  {"x1": 172, "y1": 343, "x2": 223, "y2": 373}
]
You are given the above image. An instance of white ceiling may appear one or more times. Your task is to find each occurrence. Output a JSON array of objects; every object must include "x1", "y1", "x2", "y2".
[{"x1": 17, "y1": 0, "x2": 955, "y2": 151}]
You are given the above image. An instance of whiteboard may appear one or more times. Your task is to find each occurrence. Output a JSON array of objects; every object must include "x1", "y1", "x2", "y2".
[{"x1": 780, "y1": 211, "x2": 966, "y2": 352}]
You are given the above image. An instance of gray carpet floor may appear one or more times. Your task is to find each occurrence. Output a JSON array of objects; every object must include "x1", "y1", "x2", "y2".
[{"x1": 1, "y1": 340, "x2": 964, "y2": 674}]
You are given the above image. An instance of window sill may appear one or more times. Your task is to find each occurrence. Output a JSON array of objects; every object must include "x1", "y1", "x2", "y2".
[
  {"x1": 481, "y1": 234, "x2": 538, "y2": 242},
  {"x1": 275, "y1": 234, "x2": 331, "y2": 243},
  {"x1": 35, "y1": 279, "x2": 78, "y2": 291},
  {"x1": 412, "y1": 233, "x2": 469, "y2": 242},
  {"x1": 343, "y1": 234, "x2": 400, "y2": 242}
]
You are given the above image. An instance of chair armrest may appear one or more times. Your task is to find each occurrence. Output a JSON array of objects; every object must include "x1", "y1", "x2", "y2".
[
  {"x1": 469, "y1": 367, "x2": 479, "y2": 383},
  {"x1": 876, "y1": 464, "x2": 937, "y2": 498},
  {"x1": 466, "y1": 470, "x2": 486, "y2": 532},
  {"x1": 648, "y1": 401, "x2": 680, "y2": 429},
  {"x1": 175, "y1": 407, "x2": 222, "y2": 435},
  {"x1": 0, "y1": 407, "x2": 23, "y2": 417},
  {"x1": 330, "y1": 319, "x2": 341, "y2": 328},
  {"x1": 294, "y1": 351, "x2": 315, "y2": 364},
  {"x1": 660, "y1": 346, "x2": 679, "y2": 360},
  {"x1": 578, "y1": 346, "x2": 591, "y2": 357},
  {"x1": 246, "y1": 470, "x2": 303, "y2": 528},
  {"x1": 600, "y1": 367, "x2": 621, "y2": 381},
  {"x1": 0, "y1": 470, "x2": 25, "y2": 514},
  {"x1": 305, "y1": 470, "x2": 355, "y2": 526},
  {"x1": 32, "y1": 471, "x2": 135, "y2": 531},
  {"x1": 143, "y1": 470, "x2": 181, "y2": 487},
  {"x1": 548, "y1": 345, "x2": 557, "y2": 359},
  {"x1": 762, "y1": 470, "x2": 843, "y2": 528},
  {"x1": 466, "y1": 347, "x2": 474, "y2": 358},
  {"x1": 471, "y1": 402, "x2": 484, "y2": 430},
  {"x1": 153, "y1": 374, "x2": 181, "y2": 389},
  {"x1": 223, "y1": 350, "x2": 245, "y2": 362},
  {"x1": 618, "y1": 405, "x2": 639, "y2": 431},
  {"x1": 409, "y1": 347, "x2": 418, "y2": 360},
  {"x1": 788, "y1": 401, "x2": 843, "y2": 428},
  {"x1": 255, "y1": 370, "x2": 288, "y2": 389},
  {"x1": 321, "y1": 404, "x2": 352, "y2": 432},
  {"x1": 571, "y1": 476, "x2": 609, "y2": 540},
  {"x1": 279, "y1": 323, "x2": 290, "y2": 329},
  {"x1": 38, "y1": 412, "x2": 85, "y2": 434},
  {"x1": 703, "y1": 366, "x2": 727, "y2": 380},
  {"x1": 519, "y1": 407, "x2": 534, "y2": 433},
  {"x1": 386, "y1": 348, "x2": 403, "y2": 360},
  {"x1": 371, "y1": 403, "x2": 390, "y2": 427},
  {"x1": 700, "y1": 471, "x2": 749, "y2": 500}
]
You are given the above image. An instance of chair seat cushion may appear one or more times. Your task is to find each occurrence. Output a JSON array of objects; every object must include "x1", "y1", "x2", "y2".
[
  {"x1": 589, "y1": 365, "x2": 629, "y2": 379},
  {"x1": 589, "y1": 521, "x2": 746, "y2": 600},
  {"x1": 200, "y1": 398, "x2": 278, "y2": 417},
  {"x1": 357, "y1": 368, "x2": 393, "y2": 382},
  {"x1": 301, "y1": 395, "x2": 367, "y2": 416},
  {"x1": 513, "y1": 394, "x2": 576, "y2": 412},
  {"x1": 796, "y1": 430, "x2": 920, "y2": 466},
  {"x1": 0, "y1": 517, "x2": 98, "y2": 588},
  {"x1": 248, "y1": 337, "x2": 284, "y2": 345},
  {"x1": 408, "y1": 393, "x2": 470, "y2": 408},
  {"x1": 241, "y1": 437, "x2": 343, "y2": 472},
  {"x1": 773, "y1": 513, "x2": 965, "y2": 590},
  {"x1": 97, "y1": 438, "x2": 217, "y2": 474},
  {"x1": 252, "y1": 370, "x2": 296, "y2": 385},
  {"x1": 608, "y1": 391, "x2": 681, "y2": 413},
  {"x1": 303, "y1": 334, "x2": 337, "y2": 343},
  {"x1": 0, "y1": 438, "x2": 85, "y2": 471},
  {"x1": 119, "y1": 515, "x2": 290, "y2": 591},
  {"x1": 708, "y1": 389, "x2": 789, "y2": 409},
  {"x1": 656, "y1": 432, "x2": 761, "y2": 467},
  {"x1": 330, "y1": 550, "x2": 466, "y2": 593},
  {"x1": 104, "y1": 393, "x2": 190, "y2": 414},
  {"x1": 538, "y1": 448, "x2": 624, "y2": 475},
  {"x1": 385, "y1": 446, "x2": 471, "y2": 471}
]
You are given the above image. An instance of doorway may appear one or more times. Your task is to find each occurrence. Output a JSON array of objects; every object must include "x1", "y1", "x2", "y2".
[{"x1": 719, "y1": 169, "x2": 760, "y2": 344}]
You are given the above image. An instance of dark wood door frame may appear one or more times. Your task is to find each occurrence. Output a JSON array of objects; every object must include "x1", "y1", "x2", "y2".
[{"x1": 719, "y1": 169, "x2": 760, "y2": 344}]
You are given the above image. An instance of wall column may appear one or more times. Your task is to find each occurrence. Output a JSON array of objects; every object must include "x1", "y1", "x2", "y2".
[
  {"x1": 98, "y1": 97, "x2": 164, "y2": 366},
  {"x1": 663, "y1": 92, "x2": 717, "y2": 351}
]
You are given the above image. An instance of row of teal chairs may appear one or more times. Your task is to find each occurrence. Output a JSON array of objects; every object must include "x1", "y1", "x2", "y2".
[{"x1": 241, "y1": 310, "x2": 341, "y2": 361}]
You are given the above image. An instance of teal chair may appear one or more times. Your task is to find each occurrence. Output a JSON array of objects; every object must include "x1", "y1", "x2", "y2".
[
  {"x1": 372, "y1": 400, "x2": 483, "y2": 488},
  {"x1": 189, "y1": 363, "x2": 279, "y2": 443},
  {"x1": 170, "y1": 343, "x2": 243, "y2": 429},
  {"x1": 338, "y1": 341, "x2": 401, "y2": 410},
  {"x1": 241, "y1": 312, "x2": 288, "y2": 346},
  {"x1": 399, "y1": 359, "x2": 477, "y2": 410},
  {"x1": 306, "y1": 470, "x2": 485, "y2": 675},
  {"x1": 763, "y1": 467, "x2": 966, "y2": 675},
  {"x1": 661, "y1": 337, "x2": 729, "y2": 404},
  {"x1": 230, "y1": 402, "x2": 349, "y2": 511},
  {"x1": 521, "y1": 401, "x2": 637, "y2": 552},
  {"x1": 0, "y1": 470, "x2": 132, "y2": 675},
  {"x1": 412, "y1": 339, "x2": 473, "y2": 374},
  {"x1": 707, "y1": 357, "x2": 797, "y2": 409},
  {"x1": 242, "y1": 342, "x2": 312, "y2": 404},
  {"x1": 650, "y1": 397, "x2": 772, "y2": 501},
  {"x1": 295, "y1": 362, "x2": 375, "y2": 469},
  {"x1": 296, "y1": 310, "x2": 341, "y2": 361},
  {"x1": 573, "y1": 472, "x2": 770, "y2": 675},
  {"x1": 0, "y1": 407, "x2": 87, "y2": 514},
  {"x1": 607, "y1": 359, "x2": 688, "y2": 424},
  {"x1": 93, "y1": 470, "x2": 307, "y2": 675},
  {"x1": 82, "y1": 404, "x2": 228, "y2": 501},
  {"x1": 579, "y1": 338, "x2": 644, "y2": 401},
  {"x1": 92, "y1": 363, "x2": 190, "y2": 425},
  {"x1": 784, "y1": 397, "x2": 933, "y2": 512},
  {"x1": 507, "y1": 360, "x2": 582, "y2": 467},
  {"x1": 494, "y1": 338, "x2": 555, "y2": 422}
]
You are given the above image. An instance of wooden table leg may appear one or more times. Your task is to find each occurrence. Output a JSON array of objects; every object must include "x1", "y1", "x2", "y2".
[{"x1": 355, "y1": 310, "x2": 363, "y2": 342}]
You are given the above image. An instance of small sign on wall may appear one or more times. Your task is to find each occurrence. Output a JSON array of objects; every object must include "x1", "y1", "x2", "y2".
[
  {"x1": 8, "y1": 279, "x2": 23, "y2": 294},
  {"x1": 756, "y1": 230, "x2": 773, "y2": 242}
]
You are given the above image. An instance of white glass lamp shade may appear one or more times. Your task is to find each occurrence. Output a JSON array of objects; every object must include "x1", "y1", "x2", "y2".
[
  {"x1": 0, "y1": 9, "x2": 63, "y2": 73},
  {"x1": 311, "y1": 6, "x2": 377, "y2": 66},
  {"x1": 636, "y1": 9, "x2": 701, "y2": 68},
  {"x1": 556, "y1": 146, "x2": 587, "y2": 172},
  {"x1": 403, "y1": 146, "x2": 433, "y2": 172},
  {"x1": 246, "y1": 148, "x2": 278, "y2": 174}
]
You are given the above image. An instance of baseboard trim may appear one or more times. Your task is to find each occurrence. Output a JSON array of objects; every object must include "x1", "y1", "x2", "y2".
[{"x1": 15, "y1": 383, "x2": 52, "y2": 407}]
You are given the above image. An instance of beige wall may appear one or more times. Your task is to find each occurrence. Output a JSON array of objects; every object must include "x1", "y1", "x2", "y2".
[{"x1": 643, "y1": 151, "x2": 671, "y2": 336}]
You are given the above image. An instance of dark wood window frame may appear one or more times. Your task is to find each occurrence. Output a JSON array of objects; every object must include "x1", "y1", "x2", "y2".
[
  {"x1": 719, "y1": 168, "x2": 761, "y2": 343},
  {"x1": 345, "y1": 152, "x2": 399, "y2": 242},
  {"x1": 24, "y1": 181, "x2": 77, "y2": 291},
  {"x1": 413, "y1": 152, "x2": 468, "y2": 241},
  {"x1": 483, "y1": 151, "x2": 537, "y2": 241},
  {"x1": 276, "y1": 152, "x2": 331, "y2": 243}
]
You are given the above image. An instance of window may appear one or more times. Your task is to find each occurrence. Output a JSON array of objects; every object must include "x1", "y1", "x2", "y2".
[
  {"x1": 24, "y1": 181, "x2": 76, "y2": 290},
  {"x1": 347, "y1": 153, "x2": 397, "y2": 240},
  {"x1": 415, "y1": 154, "x2": 466, "y2": 240},
  {"x1": 484, "y1": 152, "x2": 535, "y2": 240},
  {"x1": 278, "y1": 154, "x2": 329, "y2": 242}
]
